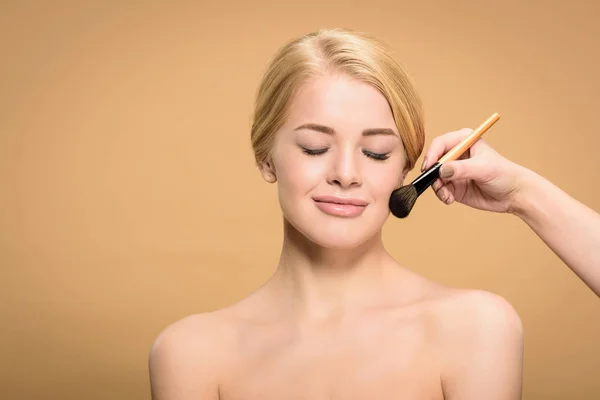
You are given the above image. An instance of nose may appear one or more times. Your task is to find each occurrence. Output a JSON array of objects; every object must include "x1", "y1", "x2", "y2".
[{"x1": 327, "y1": 147, "x2": 362, "y2": 188}]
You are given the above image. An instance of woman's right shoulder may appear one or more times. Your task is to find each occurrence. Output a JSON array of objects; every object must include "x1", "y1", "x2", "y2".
[
  {"x1": 148, "y1": 310, "x2": 237, "y2": 399},
  {"x1": 150, "y1": 308, "x2": 236, "y2": 361}
]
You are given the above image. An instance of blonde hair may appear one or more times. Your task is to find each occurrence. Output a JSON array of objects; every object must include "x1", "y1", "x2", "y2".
[{"x1": 250, "y1": 28, "x2": 425, "y2": 171}]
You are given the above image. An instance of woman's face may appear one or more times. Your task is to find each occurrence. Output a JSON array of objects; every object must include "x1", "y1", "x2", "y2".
[{"x1": 262, "y1": 72, "x2": 408, "y2": 249}]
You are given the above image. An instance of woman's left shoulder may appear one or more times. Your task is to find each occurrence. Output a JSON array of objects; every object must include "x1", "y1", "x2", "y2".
[
  {"x1": 430, "y1": 288, "x2": 524, "y2": 347},
  {"x1": 440, "y1": 288, "x2": 520, "y2": 319},
  {"x1": 419, "y1": 289, "x2": 525, "y2": 396}
]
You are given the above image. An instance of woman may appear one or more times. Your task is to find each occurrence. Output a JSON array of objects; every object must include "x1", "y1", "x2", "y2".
[{"x1": 148, "y1": 28, "x2": 600, "y2": 400}]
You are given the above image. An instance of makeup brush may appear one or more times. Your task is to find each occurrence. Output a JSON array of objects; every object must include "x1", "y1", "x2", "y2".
[{"x1": 389, "y1": 112, "x2": 500, "y2": 218}]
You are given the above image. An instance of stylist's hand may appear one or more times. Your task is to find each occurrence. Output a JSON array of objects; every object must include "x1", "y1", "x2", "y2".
[{"x1": 421, "y1": 128, "x2": 525, "y2": 213}]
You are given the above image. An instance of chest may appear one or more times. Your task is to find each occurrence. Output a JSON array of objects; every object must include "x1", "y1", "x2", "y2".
[{"x1": 220, "y1": 320, "x2": 444, "y2": 400}]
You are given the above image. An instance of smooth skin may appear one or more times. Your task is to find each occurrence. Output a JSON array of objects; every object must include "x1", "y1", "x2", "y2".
[
  {"x1": 424, "y1": 131, "x2": 600, "y2": 297},
  {"x1": 149, "y1": 73, "x2": 525, "y2": 400}
]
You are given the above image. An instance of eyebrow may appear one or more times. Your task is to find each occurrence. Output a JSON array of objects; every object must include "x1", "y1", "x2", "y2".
[{"x1": 294, "y1": 123, "x2": 397, "y2": 137}]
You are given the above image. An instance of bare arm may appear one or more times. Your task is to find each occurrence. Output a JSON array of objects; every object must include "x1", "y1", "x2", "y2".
[
  {"x1": 423, "y1": 128, "x2": 600, "y2": 297},
  {"x1": 442, "y1": 291, "x2": 524, "y2": 400},
  {"x1": 510, "y1": 167, "x2": 600, "y2": 297}
]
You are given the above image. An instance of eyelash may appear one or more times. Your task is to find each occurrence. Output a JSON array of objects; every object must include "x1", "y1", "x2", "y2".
[{"x1": 301, "y1": 147, "x2": 390, "y2": 161}]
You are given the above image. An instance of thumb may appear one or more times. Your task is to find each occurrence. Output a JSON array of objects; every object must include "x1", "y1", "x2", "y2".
[{"x1": 439, "y1": 158, "x2": 494, "y2": 182}]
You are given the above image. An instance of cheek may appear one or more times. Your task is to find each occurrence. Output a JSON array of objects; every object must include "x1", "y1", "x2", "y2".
[
  {"x1": 366, "y1": 162, "x2": 404, "y2": 198},
  {"x1": 276, "y1": 153, "x2": 325, "y2": 195}
]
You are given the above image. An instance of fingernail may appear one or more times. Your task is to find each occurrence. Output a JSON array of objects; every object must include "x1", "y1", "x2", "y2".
[
  {"x1": 440, "y1": 165, "x2": 454, "y2": 179},
  {"x1": 421, "y1": 158, "x2": 427, "y2": 172}
]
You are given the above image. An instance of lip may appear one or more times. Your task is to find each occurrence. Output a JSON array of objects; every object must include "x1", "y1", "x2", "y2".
[
  {"x1": 312, "y1": 195, "x2": 368, "y2": 217},
  {"x1": 312, "y1": 195, "x2": 368, "y2": 206}
]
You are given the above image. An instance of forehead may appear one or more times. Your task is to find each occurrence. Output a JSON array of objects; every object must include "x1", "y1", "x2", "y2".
[{"x1": 285, "y1": 73, "x2": 397, "y2": 132}]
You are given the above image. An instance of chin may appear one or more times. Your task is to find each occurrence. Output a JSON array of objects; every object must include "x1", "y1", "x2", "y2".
[{"x1": 310, "y1": 232, "x2": 374, "y2": 249}]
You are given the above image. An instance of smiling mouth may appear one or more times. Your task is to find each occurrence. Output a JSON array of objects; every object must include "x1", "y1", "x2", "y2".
[
  {"x1": 312, "y1": 195, "x2": 368, "y2": 206},
  {"x1": 312, "y1": 196, "x2": 368, "y2": 217}
]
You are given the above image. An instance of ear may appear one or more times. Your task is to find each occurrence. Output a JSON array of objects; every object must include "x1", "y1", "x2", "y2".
[
  {"x1": 259, "y1": 158, "x2": 277, "y2": 183},
  {"x1": 399, "y1": 167, "x2": 409, "y2": 186}
]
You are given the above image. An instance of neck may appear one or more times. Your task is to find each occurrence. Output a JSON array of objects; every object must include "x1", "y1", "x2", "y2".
[{"x1": 267, "y1": 218, "x2": 399, "y2": 322}]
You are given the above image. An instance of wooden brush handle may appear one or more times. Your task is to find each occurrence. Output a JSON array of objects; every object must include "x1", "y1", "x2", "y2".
[{"x1": 438, "y1": 113, "x2": 500, "y2": 164}]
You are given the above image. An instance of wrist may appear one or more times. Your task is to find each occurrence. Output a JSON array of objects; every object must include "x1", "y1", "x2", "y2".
[{"x1": 507, "y1": 165, "x2": 541, "y2": 219}]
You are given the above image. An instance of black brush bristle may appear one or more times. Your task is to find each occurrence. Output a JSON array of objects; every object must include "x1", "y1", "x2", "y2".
[
  {"x1": 389, "y1": 185, "x2": 418, "y2": 218},
  {"x1": 389, "y1": 162, "x2": 442, "y2": 219}
]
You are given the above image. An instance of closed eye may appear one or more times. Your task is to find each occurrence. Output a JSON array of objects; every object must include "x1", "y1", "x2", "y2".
[
  {"x1": 301, "y1": 147, "x2": 328, "y2": 156},
  {"x1": 363, "y1": 150, "x2": 390, "y2": 161},
  {"x1": 300, "y1": 146, "x2": 390, "y2": 160}
]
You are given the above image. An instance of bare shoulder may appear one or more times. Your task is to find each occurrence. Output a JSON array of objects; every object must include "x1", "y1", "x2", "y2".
[
  {"x1": 149, "y1": 310, "x2": 234, "y2": 364},
  {"x1": 428, "y1": 288, "x2": 524, "y2": 399},
  {"x1": 434, "y1": 288, "x2": 523, "y2": 338},
  {"x1": 404, "y1": 272, "x2": 522, "y2": 333},
  {"x1": 148, "y1": 310, "x2": 235, "y2": 400}
]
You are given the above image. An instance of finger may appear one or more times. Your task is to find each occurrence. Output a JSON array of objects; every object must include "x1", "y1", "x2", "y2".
[
  {"x1": 421, "y1": 128, "x2": 473, "y2": 172},
  {"x1": 439, "y1": 157, "x2": 492, "y2": 183},
  {"x1": 445, "y1": 181, "x2": 456, "y2": 204},
  {"x1": 432, "y1": 178, "x2": 443, "y2": 192},
  {"x1": 434, "y1": 183, "x2": 455, "y2": 205}
]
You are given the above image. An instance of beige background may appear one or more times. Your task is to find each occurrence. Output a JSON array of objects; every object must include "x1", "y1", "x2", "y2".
[{"x1": 1, "y1": 0, "x2": 599, "y2": 399}]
